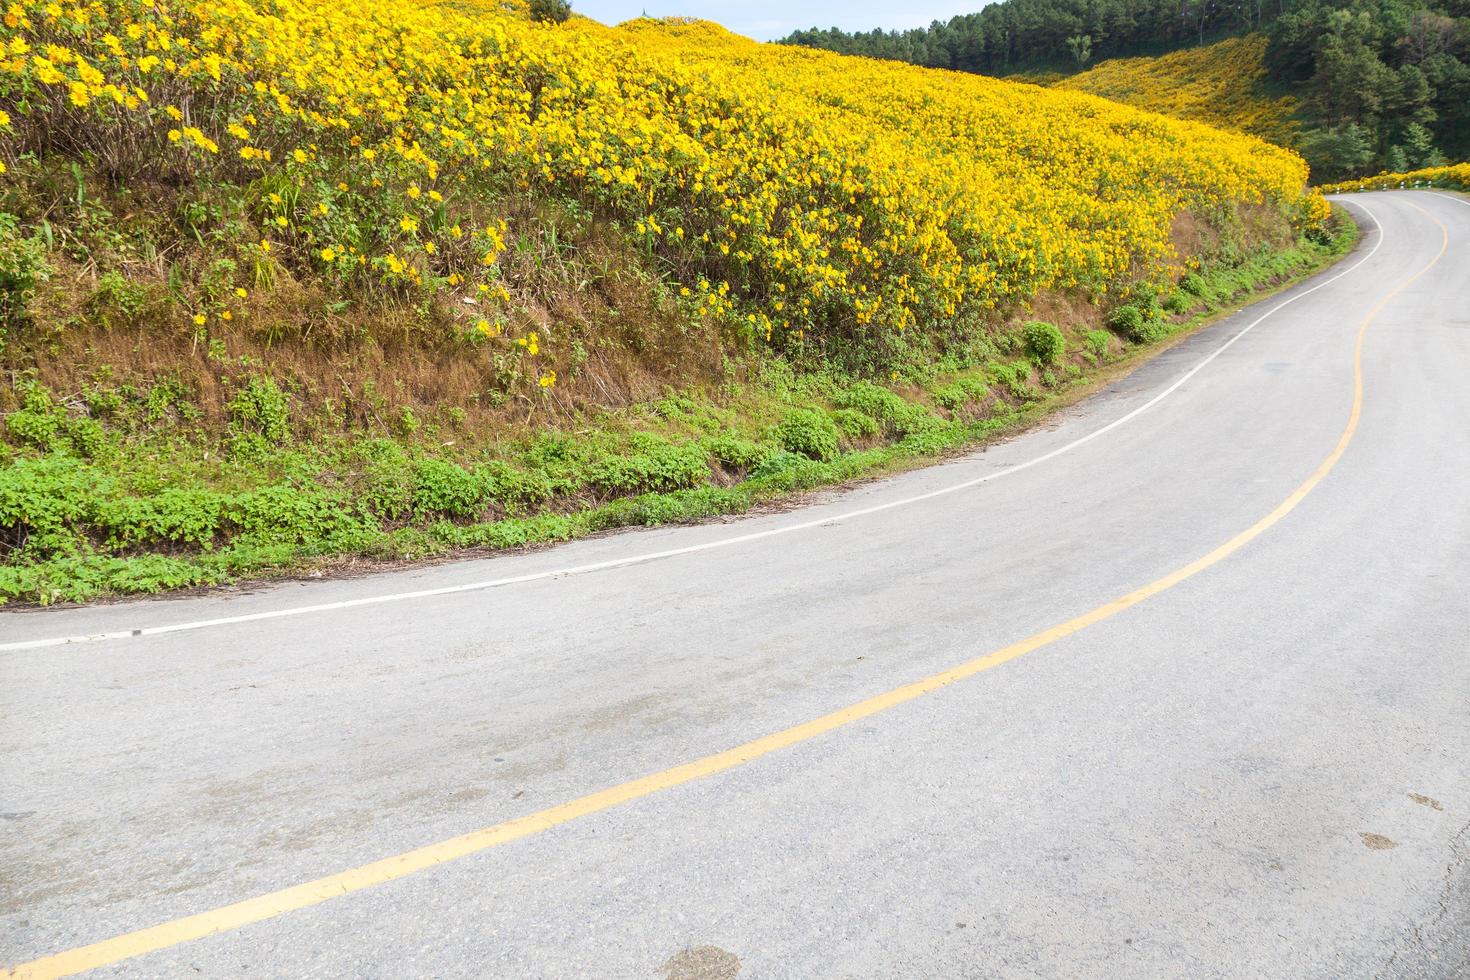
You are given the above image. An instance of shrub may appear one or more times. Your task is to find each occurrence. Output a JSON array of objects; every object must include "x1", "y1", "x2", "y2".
[
  {"x1": 1108, "y1": 304, "x2": 1167, "y2": 343},
  {"x1": 64, "y1": 417, "x2": 107, "y2": 459},
  {"x1": 5, "y1": 385, "x2": 65, "y2": 452},
  {"x1": 749, "y1": 451, "x2": 834, "y2": 491},
  {"x1": 227, "y1": 377, "x2": 291, "y2": 444},
  {"x1": 1180, "y1": 272, "x2": 1208, "y2": 296},
  {"x1": 412, "y1": 458, "x2": 486, "y2": 518},
  {"x1": 88, "y1": 271, "x2": 149, "y2": 328},
  {"x1": 0, "y1": 213, "x2": 51, "y2": 334},
  {"x1": 989, "y1": 360, "x2": 1041, "y2": 401},
  {"x1": 1022, "y1": 320, "x2": 1065, "y2": 365},
  {"x1": 833, "y1": 381, "x2": 907, "y2": 426},
  {"x1": 930, "y1": 377, "x2": 991, "y2": 413},
  {"x1": 0, "y1": 455, "x2": 107, "y2": 557},
  {"x1": 831, "y1": 407, "x2": 879, "y2": 440},
  {"x1": 701, "y1": 434, "x2": 771, "y2": 470},
  {"x1": 585, "y1": 435, "x2": 710, "y2": 495},
  {"x1": 479, "y1": 460, "x2": 556, "y2": 511},
  {"x1": 833, "y1": 382, "x2": 940, "y2": 437},
  {"x1": 99, "y1": 488, "x2": 227, "y2": 549},
  {"x1": 1108, "y1": 305, "x2": 1144, "y2": 339},
  {"x1": 352, "y1": 439, "x2": 415, "y2": 520},
  {"x1": 775, "y1": 408, "x2": 840, "y2": 461},
  {"x1": 1084, "y1": 329, "x2": 1112, "y2": 358},
  {"x1": 224, "y1": 483, "x2": 371, "y2": 545}
]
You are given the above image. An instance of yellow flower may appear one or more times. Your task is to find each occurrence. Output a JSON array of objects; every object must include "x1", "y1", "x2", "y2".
[
  {"x1": 192, "y1": 313, "x2": 207, "y2": 326},
  {"x1": 219, "y1": 309, "x2": 233, "y2": 321},
  {"x1": 234, "y1": 287, "x2": 247, "y2": 298},
  {"x1": 0, "y1": 0, "x2": 1320, "y2": 359},
  {"x1": 538, "y1": 370, "x2": 556, "y2": 389}
]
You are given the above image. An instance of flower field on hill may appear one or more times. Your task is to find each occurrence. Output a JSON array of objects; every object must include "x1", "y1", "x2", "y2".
[
  {"x1": 0, "y1": 0, "x2": 1347, "y2": 603},
  {"x1": 1054, "y1": 36, "x2": 1299, "y2": 147},
  {"x1": 2, "y1": 0, "x2": 1322, "y2": 360}
]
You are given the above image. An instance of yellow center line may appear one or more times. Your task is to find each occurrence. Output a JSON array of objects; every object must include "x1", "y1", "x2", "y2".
[{"x1": 3, "y1": 201, "x2": 1451, "y2": 979}]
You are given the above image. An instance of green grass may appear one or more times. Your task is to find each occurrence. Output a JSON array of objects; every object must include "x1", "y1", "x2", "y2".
[{"x1": 0, "y1": 215, "x2": 1359, "y2": 606}]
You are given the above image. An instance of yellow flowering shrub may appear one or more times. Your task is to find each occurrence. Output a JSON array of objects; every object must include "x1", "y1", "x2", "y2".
[
  {"x1": 1054, "y1": 36, "x2": 1300, "y2": 148},
  {"x1": 1318, "y1": 163, "x2": 1470, "y2": 194},
  {"x1": 0, "y1": 0, "x2": 1322, "y2": 354}
]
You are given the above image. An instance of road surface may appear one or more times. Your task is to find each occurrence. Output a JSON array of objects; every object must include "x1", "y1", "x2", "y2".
[{"x1": 3, "y1": 190, "x2": 1469, "y2": 978}]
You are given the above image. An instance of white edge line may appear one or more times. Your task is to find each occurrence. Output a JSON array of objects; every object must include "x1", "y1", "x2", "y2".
[
  {"x1": 1427, "y1": 189, "x2": 1470, "y2": 210},
  {"x1": 0, "y1": 202, "x2": 1389, "y2": 653}
]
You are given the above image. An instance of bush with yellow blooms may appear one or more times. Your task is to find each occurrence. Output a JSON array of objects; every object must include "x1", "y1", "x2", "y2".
[{"x1": 1318, "y1": 163, "x2": 1470, "y2": 195}]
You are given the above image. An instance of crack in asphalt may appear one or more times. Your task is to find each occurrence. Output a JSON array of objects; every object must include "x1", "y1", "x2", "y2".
[{"x1": 1375, "y1": 814, "x2": 1470, "y2": 980}]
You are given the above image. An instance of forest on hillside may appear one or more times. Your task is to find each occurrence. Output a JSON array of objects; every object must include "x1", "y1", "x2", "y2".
[{"x1": 779, "y1": 0, "x2": 1470, "y2": 180}]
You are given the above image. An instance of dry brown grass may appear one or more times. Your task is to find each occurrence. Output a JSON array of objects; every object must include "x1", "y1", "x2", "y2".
[{"x1": 8, "y1": 189, "x2": 737, "y2": 446}]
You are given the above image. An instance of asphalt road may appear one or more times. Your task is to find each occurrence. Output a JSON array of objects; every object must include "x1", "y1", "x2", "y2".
[{"x1": 3, "y1": 190, "x2": 1469, "y2": 979}]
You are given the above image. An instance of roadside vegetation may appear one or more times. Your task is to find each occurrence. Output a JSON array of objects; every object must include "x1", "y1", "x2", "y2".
[
  {"x1": 0, "y1": 211, "x2": 1356, "y2": 605},
  {"x1": 1319, "y1": 161, "x2": 1470, "y2": 193},
  {"x1": 1, "y1": 0, "x2": 1342, "y2": 603}
]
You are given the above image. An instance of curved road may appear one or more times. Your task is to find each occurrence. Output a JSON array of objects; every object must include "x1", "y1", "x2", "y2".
[{"x1": 3, "y1": 191, "x2": 1469, "y2": 978}]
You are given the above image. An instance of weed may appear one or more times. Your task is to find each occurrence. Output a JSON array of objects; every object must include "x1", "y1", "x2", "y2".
[
  {"x1": 0, "y1": 213, "x2": 51, "y2": 336},
  {"x1": 88, "y1": 271, "x2": 149, "y2": 329},
  {"x1": 831, "y1": 407, "x2": 880, "y2": 440},
  {"x1": 701, "y1": 434, "x2": 771, "y2": 471},
  {"x1": 586, "y1": 434, "x2": 711, "y2": 495},
  {"x1": 775, "y1": 408, "x2": 840, "y2": 461},
  {"x1": 227, "y1": 377, "x2": 291, "y2": 445},
  {"x1": 412, "y1": 458, "x2": 486, "y2": 519}
]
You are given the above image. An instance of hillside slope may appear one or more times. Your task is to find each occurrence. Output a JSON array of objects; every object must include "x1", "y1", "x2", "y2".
[
  {"x1": 782, "y1": 0, "x2": 1470, "y2": 181},
  {"x1": 1054, "y1": 36, "x2": 1299, "y2": 146},
  {"x1": 0, "y1": 0, "x2": 1339, "y2": 602}
]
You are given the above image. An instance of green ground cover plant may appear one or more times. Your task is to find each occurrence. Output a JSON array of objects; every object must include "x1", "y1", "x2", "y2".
[{"x1": 0, "y1": 215, "x2": 1357, "y2": 605}]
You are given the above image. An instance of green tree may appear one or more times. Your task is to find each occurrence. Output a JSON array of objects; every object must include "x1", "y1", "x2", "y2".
[
  {"x1": 1300, "y1": 124, "x2": 1375, "y2": 181},
  {"x1": 1065, "y1": 34, "x2": 1093, "y2": 65},
  {"x1": 528, "y1": 0, "x2": 571, "y2": 24},
  {"x1": 1401, "y1": 121, "x2": 1446, "y2": 166}
]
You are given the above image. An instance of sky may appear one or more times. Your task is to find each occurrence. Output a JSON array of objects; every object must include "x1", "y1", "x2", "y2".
[{"x1": 571, "y1": 1, "x2": 982, "y2": 42}]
